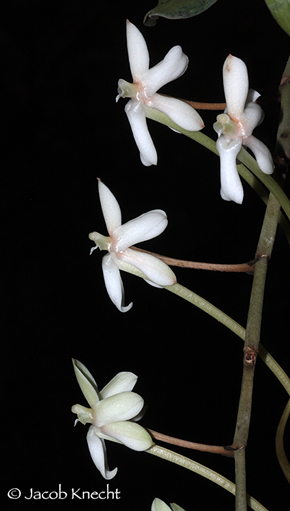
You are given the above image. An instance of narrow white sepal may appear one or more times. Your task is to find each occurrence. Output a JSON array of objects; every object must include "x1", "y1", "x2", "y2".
[
  {"x1": 126, "y1": 20, "x2": 150, "y2": 80},
  {"x1": 125, "y1": 100, "x2": 157, "y2": 166},
  {"x1": 118, "y1": 248, "x2": 176, "y2": 286},
  {"x1": 102, "y1": 421, "x2": 154, "y2": 451},
  {"x1": 100, "y1": 372, "x2": 138, "y2": 400},
  {"x1": 142, "y1": 46, "x2": 188, "y2": 97},
  {"x1": 94, "y1": 392, "x2": 144, "y2": 427},
  {"x1": 102, "y1": 254, "x2": 133, "y2": 313},
  {"x1": 113, "y1": 210, "x2": 168, "y2": 251},
  {"x1": 73, "y1": 358, "x2": 99, "y2": 392},
  {"x1": 243, "y1": 135, "x2": 274, "y2": 175},
  {"x1": 223, "y1": 55, "x2": 249, "y2": 117},
  {"x1": 86, "y1": 426, "x2": 117, "y2": 480},
  {"x1": 98, "y1": 179, "x2": 122, "y2": 234},
  {"x1": 216, "y1": 137, "x2": 244, "y2": 204},
  {"x1": 72, "y1": 359, "x2": 99, "y2": 408},
  {"x1": 151, "y1": 94, "x2": 204, "y2": 131}
]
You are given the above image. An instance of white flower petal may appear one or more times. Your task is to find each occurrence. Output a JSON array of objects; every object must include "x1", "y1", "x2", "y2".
[
  {"x1": 125, "y1": 99, "x2": 157, "y2": 166},
  {"x1": 102, "y1": 421, "x2": 153, "y2": 451},
  {"x1": 94, "y1": 392, "x2": 144, "y2": 427},
  {"x1": 72, "y1": 359, "x2": 99, "y2": 408},
  {"x1": 152, "y1": 498, "x2": 172, "y2": 511},
  {"x1": 98, "y1": 180, "x2": 122, "y2": 234},
  {"x1": 243, "y1": 135, "x2": 274, "y2": 175},
  {"x1": 216, "y1": 136, "x2": 244, "y2": 204},
  {"x1": 239, "y1": 102, "x2": 264, "y2": 138},
  {"x1": 102, "y1": 254, "x2": 133, "y2": 312},
  {"x1": 142, "y1": 46, "x2": 188, "y2": 97},
  {"x1": 126, "y1": 21, "x2": 150, "y2": 80},
  {"x1": 113, "y1": 210, "x2": 168, "y2": 251},
  {"x1": 87, "y1": 426, "x2": 117, "y2": 480},
  {"x1": 150, "y1": 94, "x2": 204, "y2": 131},
  {"x1": 100, "y1": 372, "x2": 138, "y2": 399},
  {"x1": 223, "y1": 55, "x2": 249, "y2": 117},
  {"x1": 118, "y1": 248, "x2": 176, "y2": 287}
]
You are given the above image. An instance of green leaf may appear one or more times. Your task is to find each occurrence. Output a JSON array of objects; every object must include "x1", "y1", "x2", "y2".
[
  {"x1": 143, "y1": 0, "x2": 217, "y2": 26},
  {"x1": 264, "y1": 0, "x2": 290, "y2": 37}
]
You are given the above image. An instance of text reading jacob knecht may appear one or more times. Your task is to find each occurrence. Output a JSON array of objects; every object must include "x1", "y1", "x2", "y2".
[{"x1": 7, "y1": 484, "x2": 121, "y2": 500}]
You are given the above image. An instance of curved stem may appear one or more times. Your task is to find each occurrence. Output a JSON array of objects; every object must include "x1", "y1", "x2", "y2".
[
  {"x1": 146, "y1": 445, "x2": 269, "y2": 511},
  {"x1": 164, "y1": 282, "x2": 246, "y2": 340}
]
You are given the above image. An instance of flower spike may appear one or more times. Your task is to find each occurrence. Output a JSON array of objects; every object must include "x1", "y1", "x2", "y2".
[
  {"x1": 117, "y1": 21, "x2": 204, "y2": 165},
  {"x1": 89, "y1": 179, "x2": 176, "y2": 312},
  {"x1": 214, "y1": 54, "x2": 274, "y2": 203}
]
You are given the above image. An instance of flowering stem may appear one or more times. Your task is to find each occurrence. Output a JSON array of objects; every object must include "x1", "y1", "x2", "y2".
[
  {"x1": 232, "y1": 191, "x2": 281, "y2": 511},
  {"x1": 146, "y1": 428, "x2": 234, "y2": 456},
  {"x1": 146, "y1": 445, "x2": 269, "y2": 511},
  {"x1": 131, "y1": 246, "x2": 257, "y2": 272}
]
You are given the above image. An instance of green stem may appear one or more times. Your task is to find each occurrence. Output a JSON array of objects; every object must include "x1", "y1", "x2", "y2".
[
  {"x1": 164, "y1": 282, "x2": 245, "y2": 339},
  {"x1": 146, "y1": 445, "x2": 269, "y2": 511}
]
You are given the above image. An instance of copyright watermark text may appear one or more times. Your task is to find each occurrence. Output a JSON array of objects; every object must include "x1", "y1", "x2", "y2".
[{"x1": 7, "y1": 484, "x2": 121, "y2": 500}]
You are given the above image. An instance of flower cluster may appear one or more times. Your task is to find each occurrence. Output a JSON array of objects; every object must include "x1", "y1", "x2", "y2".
[
  {"x1": 72, "y1": 359, "x2": 153, "y2": 479},
  {"x1": 117, "y1": 23, "x2": 274, "y2": 203},
  {"x1": 89, "y1": 179, "x2": 176, "y2": 312}
]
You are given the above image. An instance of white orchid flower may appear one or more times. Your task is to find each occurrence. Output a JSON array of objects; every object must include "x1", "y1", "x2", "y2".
[
  {"x1": 116, "y1": 20, "x2": 204, "y2": 166},
  {"x1": 214, "y1": 54, "x2": 274, "y2": 204},
  {"x1": 72, "y1": 359, "x2": 153, "y2": 480},
  {"x1": 89, "y1": 179, "x2": 176, "y2": 312},
  {"x1": 152, "y1": 498, "x2": 186, "y2": 511}
]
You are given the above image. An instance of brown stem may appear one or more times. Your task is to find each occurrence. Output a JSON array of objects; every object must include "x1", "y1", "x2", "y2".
[
  {"x1": 147, "y1": 428, "x2": 234, "y2": 457},
  {"x1": 183, "y1": 99, "x2": 226, "y2": 110},
  {"x1": 131, "y1": 246, "x2": 257, "y2": 273}
]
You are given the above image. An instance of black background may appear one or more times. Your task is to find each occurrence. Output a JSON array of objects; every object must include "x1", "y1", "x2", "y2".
[{"x1": 2, "y1": 0, "x2": 290, "y2": 509}]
